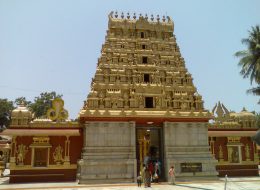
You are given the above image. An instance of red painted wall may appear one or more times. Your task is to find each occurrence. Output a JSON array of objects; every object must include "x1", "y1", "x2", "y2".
[{"x1": 10, "y1": 128, "x2": 83, "y2": 183}]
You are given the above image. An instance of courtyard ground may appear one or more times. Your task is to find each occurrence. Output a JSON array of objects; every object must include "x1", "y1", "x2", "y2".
[{"x1": 0, "y1": 176, "x2": 260, "y2": 190}]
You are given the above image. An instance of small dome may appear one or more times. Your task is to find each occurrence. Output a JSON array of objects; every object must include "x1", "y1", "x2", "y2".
[
  {"x1": 230, "y1": 107, "x2": 255, "y2": 119},
  {"x1": 239, "y1": 107, "x2": 255, "y2": 117},
  {"x1": 11, "y1": 104, "x2": 32, "y2": 118}
]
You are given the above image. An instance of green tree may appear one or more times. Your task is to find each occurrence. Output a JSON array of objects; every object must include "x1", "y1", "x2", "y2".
[
  {"x1": 255, "y1": 112, "x2": 260, "y2": 128},
  {"x1": 14, "y1": 97, "x2": 32, "y2": 107},
  {"x1": 235, "y1": 25, "x2": 260, "y2": 99},
  {"x1": 29, "y1": 91, "x2": 62, "y2": 118},
  {"x1": 0, "y1": 98, "x2": 14, "y2": 130}
]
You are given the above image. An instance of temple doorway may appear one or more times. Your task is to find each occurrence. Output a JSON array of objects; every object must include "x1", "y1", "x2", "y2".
[{"x1": 136, "y1": 126, "x2": 165, "y2": 181}]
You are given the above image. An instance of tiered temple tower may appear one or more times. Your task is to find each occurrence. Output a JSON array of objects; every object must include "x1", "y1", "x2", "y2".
[{"x1": 78, "y1": 12, "x2": 218, "y2": 184}]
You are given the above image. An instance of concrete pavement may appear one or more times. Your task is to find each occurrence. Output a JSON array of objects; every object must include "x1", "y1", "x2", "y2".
[{"x1": 0, "y1": 176, "x2": 260, "y2": 190}]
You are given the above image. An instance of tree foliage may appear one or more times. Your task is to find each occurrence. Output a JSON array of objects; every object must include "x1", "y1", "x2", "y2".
[
  {"x1": 255, "y1": 112, "x2": 260, "y2": 128},
  {"x1": 0, "y1": 98, "x2": 14, "y2": 130},
  {"x1": 0, "y1": 92, "x2": 62, "y2": 131},
  {"x1": 29, "y1": 91, "x2": 62, "y2": 118},
  {"x1": 14, "y1": 97, "x2": 32, "y2": 107},
  {"x1": 235, "y1": 25, "x2": 260, "y2": 99}
]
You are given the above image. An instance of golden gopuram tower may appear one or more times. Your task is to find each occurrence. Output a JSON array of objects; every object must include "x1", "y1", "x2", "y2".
[{"x1": 77, "y1": 12, "x2": 218, "y2": 184}]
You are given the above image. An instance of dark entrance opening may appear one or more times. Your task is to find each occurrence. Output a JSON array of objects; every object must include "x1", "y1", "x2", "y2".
[
  {"x1": 142, "y1": 57, "x2": 148, "y2": 64},
  {"x1": 141, "y1": 32, "x2": 145, "y2": 38},
  {"x1": 136, "y1": 126, "x2": 165, "y2": 181},
  {"x1": 144, "y1": 74, "x2": 150, "y2": 83},
  {"x1": 145, "y1": 97, "x2": 153, "y2": 108}
]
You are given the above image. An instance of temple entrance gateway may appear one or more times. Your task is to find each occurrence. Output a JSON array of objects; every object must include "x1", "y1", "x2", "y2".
[
  {"x1": 136, "y1": 126, "x2": 165, "y2": 181},
  {"x1": 77, "y1": 12, "x2": 218, "y2": 183}
]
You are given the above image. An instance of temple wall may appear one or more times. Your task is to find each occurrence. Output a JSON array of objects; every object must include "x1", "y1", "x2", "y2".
[
  {"x1": 78, "y1": 121, "x2": 137, "y2": 184},
  {"x1": 210, "y1": 136, "x2": 259, "y2": 176},
  {"x1": 163, "y1": 121, "x2": 218, "y2": 179},
  {"x1": 9, "y1": 134, "x2": 83, "y2": 183}
]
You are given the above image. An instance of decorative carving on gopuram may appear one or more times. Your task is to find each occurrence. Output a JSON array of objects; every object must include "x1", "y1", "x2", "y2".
[{"x1": 79, "y1": 11, "x2": 209, "y2": 119}]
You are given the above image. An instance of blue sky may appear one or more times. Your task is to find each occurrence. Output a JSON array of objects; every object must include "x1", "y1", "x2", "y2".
[{"x1": 0, "y1": 0, "x2": 259, "y2": 119}]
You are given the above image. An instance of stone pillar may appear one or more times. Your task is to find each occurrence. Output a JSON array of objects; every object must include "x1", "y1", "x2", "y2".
[
  {"x1": 77, "y1": 121, "x2": 136, "y2": 184},
  {"x1": 64, "y1": 136, "x2": 70, "y2": 165},
  {"x1": 163, "y1": 121, "x2": 218, "y2": 181},
  {"x1": 10, "y1": 136, "x2": 16, "y2": 168},
  {"x1": 253, "y1": 142, "x2": 259, "y2": 162}
]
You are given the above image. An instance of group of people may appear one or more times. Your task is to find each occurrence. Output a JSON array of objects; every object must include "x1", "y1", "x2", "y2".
[{"x1": 137, "y1": 164, "x2": 175, "y2": 188}]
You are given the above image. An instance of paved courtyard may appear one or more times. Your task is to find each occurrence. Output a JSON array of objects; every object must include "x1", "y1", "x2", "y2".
[{"x1": 0, "y1": 176, "x2": 260, "y2": 190}]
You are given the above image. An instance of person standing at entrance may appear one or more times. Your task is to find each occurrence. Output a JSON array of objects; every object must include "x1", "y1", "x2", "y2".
[
  {"x1": 168, "y1": 166, "x2": 176, "y2": 185},
  {"x1": 137, "y1": 174, "x2": 142, "y2": 187},
  {"x1": 144, "y1": 165, "x2": 151, "y2": 187}
]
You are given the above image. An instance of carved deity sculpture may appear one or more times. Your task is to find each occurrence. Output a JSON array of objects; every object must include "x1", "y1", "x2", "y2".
[
  {"x1": 228, "y1": 147, "x2": 233, "y2": 162},
  {"x1": 123, "y1": 92, "x2": 129, "y2": 107},
  {"x1": 139, "y1": 96, "x2": 143, "y2": 106},
  {"x1": 53, "y1": 145, "x2": 64, "y2": 165},
  {"x1": 245, "y1": 144, "x2": 251, "y2": 161},
  {"x1": 16, "y1": 144, "x2": 28, "y2": 165},
  {"x1": 47, "y1": 98, "x2": 69, "y2": 122},
  {"x1": 218, "y1": 145, "x2": 224, "y2": 161},
  {"x1": 155, "y1": 97, "x2": 160, "y2": 107},
  {"x1": 228, "y1": 147, "x2": 239, "y2": 163}
]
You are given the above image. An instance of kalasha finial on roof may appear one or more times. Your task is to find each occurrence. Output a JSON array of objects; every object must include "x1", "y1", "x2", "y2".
[
  {"x1": 115, "y1": 11, "x2": 118, "y2": 18},
  {"x1": 108, "y1": 11, "x2": 173, "y2": 25},
  {"x1": 157, "y1": 14, "x2": 160, "y2": 22},
  {"x1": 108, "y1": 11, "x2": 114, "y2": 18},
  {"x1": 242, "y1": 107, "x2": 247, "y2": 112},
  {"x1": 162, "y1": 15, "x2": 166, "y2": 22},
  {"x1": 133, "y1": 13, "x2": 136, "y2": 19},
  {"x1": 167, "y1": 16, "x2": 171, "y2": 22},
  {"x1": 145, "y1": 14, "x2": 148, "y2": 20},
  {"x1": 151, "y1": 14, "x2": 154, "y2": 21}
]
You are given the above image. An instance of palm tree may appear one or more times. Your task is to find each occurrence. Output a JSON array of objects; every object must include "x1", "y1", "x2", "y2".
[{"x1": 235, "y1": 25, "x2": 260, "y2": 97}]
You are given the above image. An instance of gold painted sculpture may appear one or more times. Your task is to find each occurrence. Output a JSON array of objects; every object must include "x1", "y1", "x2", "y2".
[
  {"x1": 218, "y1": 145, "x2": 224, "y2": 161},
  {"x1": 16, "y1": 144, "x2": 28, "y2": 165},
  {"x1": 53, "y1": 145, "x2": 64, "y2": 165},
  {"x1": 47, "y1": 98, "x2": 68, "y2": 122},
  {"x1": 245, "y1": 144, "x2": 251, "y2": 161}
]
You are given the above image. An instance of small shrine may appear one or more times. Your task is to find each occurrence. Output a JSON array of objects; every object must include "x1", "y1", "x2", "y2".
[
  {"x1": 1, "y1": 98, "x2": 83, "y2": 183},
  {"x1": 209, "y1": 102, "x2": 259, "y2": 176}
]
